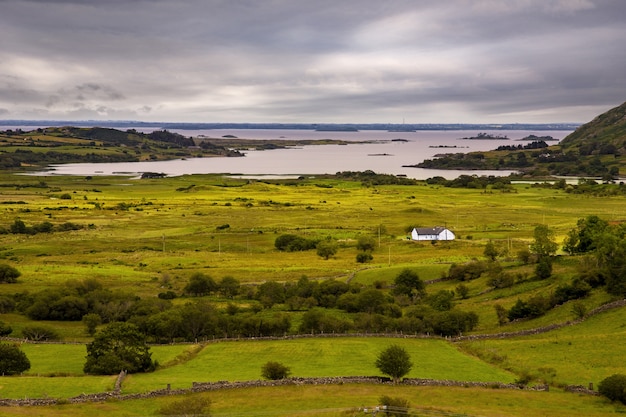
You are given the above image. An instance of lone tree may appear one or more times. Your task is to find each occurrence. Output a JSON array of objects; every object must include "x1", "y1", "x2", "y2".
[
  {"x1": 84, "y1": 322, "x2": 156, "y2": 375},
  {"x1": 261, "y1": 361, "x2": 291, "y2": 380},
  {"x1": 316, "y1": 240, "x2": 338, "y2": 260},
  {"x1": 375, "y1": 345, "x2": 413, "y2": 383},
  {"x1": 0, "y1": 343, "x2": 30, "y2": 375}
]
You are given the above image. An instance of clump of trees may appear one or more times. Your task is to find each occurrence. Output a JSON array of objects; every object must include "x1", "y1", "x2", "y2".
[{"x1": 0, "y1": 219, "x2": 84, "y2": 235}]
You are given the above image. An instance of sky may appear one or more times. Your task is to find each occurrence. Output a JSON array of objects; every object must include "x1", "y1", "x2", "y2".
[{"x1": 1, "y1": 0, "x2": 625, "y2": 124}]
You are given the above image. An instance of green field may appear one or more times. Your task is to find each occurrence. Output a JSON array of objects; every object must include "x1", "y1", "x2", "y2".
[{"x1": 1, "y1": 173, "x2": 626, "y2": 415}]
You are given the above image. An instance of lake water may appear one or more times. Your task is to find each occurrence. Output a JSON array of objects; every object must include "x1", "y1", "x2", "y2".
[{"x1": 26, "y1": 128, "x2": 574, "y2": 180}]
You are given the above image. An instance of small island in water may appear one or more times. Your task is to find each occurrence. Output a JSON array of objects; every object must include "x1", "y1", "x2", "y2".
[{"x1": 460, "y1": 132, "x2": 509, "y2": 140}]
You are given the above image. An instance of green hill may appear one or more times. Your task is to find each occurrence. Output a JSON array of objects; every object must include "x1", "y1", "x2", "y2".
[{"x1": 560, "y1": 100, "x2": 626, "y2": 154}]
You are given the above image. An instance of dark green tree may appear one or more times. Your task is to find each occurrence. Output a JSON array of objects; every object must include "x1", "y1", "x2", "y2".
[
  {"x1": 0, "y1": 264, "x2": 21, "y2": 283},
  {"x1": 0, "y1": 343, "x2": 30, "y2": 375},
  {"x1": 84, "y1": 322, "x2": 156, "y2": 375},
  {"x1": 563, "y1": 215, "x2": 609, "y2": 254},
  {"x1": 261, "y1": 361, "x2": 291, "y2": 380},
  {"x1": 218, "y1": 276, "x2": 240, "y2": 299},
  {"x1": 484, "y1": 240, "x2": 499, "y2": 261},
  {"x1": 392, "y1": 269, "x2": 425, "y2": 300},
  {"x1": 375, "y1": 345, "x2": 413, "y2": 383},
  {"x1": 598, "y1": 374, "x2": 626, "y2": 404},
  {"x1": 184, "y1": 272, "x2": 218, "y2": 296}
]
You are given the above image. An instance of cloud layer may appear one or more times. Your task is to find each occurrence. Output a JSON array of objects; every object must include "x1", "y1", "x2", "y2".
[{"x1": 1, "y1": 0, "x2": 625, "y2": 123}]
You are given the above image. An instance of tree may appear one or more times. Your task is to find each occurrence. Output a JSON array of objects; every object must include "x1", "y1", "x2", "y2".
[
  {"x1": 563, "y1": 215, "x2": 609, "y2": 254},
  {"x1": 375, "y1": 345, "x2": 413, "y2": 383},
  {"x1": 598, "y1": 374, "x2": 626, "y2": 404},
  {"x1": 261, "y1": 361, "x2": 291, "y2": 380},
  {"x1": 530, "y1": 224, "x2": 558, "y2": 258},
  {"x1": 484, "y1": 240, "x2": 499, "y2": 261},
  {"x1": 356, "y1": 235, "x2": 377, "y2": 252},
  {"x1": 218, "y1": 276, "x2": 240, "y2": 298},
  {"x1": 392, "y1": 269, "x2": 425, "y2": 301},
  {"x1": 84, "y1": 322, "x2": 156, "y2": 375},
  {"x1": 0, "y1": 343, "x2": 30, "y2": 375},
  {"x1": 0, "y1": 264, "x2": 21, "y2": 283},
  {"x1": 82, "y1": 313, "x2": 102, "y2": 336},
  {"x1": 184, "y1": 272, "x2": 218, "y2": 296},
  {"x1": 316, "y1": 240, "x2": 338, "y2": 260}
]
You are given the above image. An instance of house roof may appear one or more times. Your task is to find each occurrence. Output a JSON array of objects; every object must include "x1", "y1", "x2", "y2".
[{"x1": 413, "y1": 227, "x2": 448, "y2": 234}]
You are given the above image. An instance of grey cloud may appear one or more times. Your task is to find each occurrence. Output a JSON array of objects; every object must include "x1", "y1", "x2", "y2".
[{"x1": 0, "y1": 0, "x2": 625, "y2": 123}]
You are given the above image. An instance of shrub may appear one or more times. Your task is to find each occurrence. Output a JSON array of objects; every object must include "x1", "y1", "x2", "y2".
[
  {"x1": 21, "y1": 325, "x2": 60, "y2": 341},
  {"x1": 0, "y1": 264, "x2": 21, "y2": 283},
  {"x1": 598, "y1": 374, "x2": 626, "y2": 404},
  {"x1": 379, "y1": 395, "x2": 410, "y2": 417},
  {"x1": 261, "y1": 361, "x2": 291, "y2": 380},
  {"x1": 356, "y1": 251, "x2": 373, "y2": 263},
  {"x1": 0, "y1": 320, "x2": 12, "y2": 337},
  {"x1": 157, "y1": 395, "x2": 212, "y2": 416},
  {"x1": 274, "y1": 234, "x2": 317, "y2": 251},
  {"x1": 0, "y1": 343, "x2": 30, "y2": 375}
]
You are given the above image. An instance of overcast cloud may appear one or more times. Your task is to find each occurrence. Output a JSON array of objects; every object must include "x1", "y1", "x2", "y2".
[{"x1": 1, "y1": 0, "x2": 625, "y2": 123}]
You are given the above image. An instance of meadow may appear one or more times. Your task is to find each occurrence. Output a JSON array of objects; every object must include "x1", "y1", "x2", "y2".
[{"x1": 1, "y1": 172, "x2": 626, "y2": 415}]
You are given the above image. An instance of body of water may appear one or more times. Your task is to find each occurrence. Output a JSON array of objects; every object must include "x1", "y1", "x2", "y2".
[{"x1": 22, "y1": 128, "x2": 573, "y2": 180}]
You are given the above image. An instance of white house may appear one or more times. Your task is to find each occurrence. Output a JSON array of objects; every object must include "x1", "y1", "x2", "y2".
[{"x1": 411, "y1": 227, "x2": 455, "y2": 241}]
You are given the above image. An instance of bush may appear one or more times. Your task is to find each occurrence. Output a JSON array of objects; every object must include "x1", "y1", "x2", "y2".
[
  {"x1": 274, "y1": 234, "x2": 317, "y2": 251},
  {"x1": 598, "y1": 374, "x2": 626, "y2": 404},
  {"x1": 261, "y1": 361, "x2": 291, "y2": 380},
  {"x1": 21, "y1": 325, "x2": 60, "y2": 341},
  {"x1": 379, "y1": 395, "x2": 410, "y2": 416},
  {"x1": 356, "y1": 251, "x2": 373, "y2": 263},
  {"x1": 157, "y1": 395, "x2": 212, "y2": 416},
  {"x1": 0, "y1": 343, "x2": 30, "y2": 375},
  {"x1": 0, "y1": 320, "x2": 13, "y2": 336},
  {"x1": 0, "y1": 264, "x2": 21, "y2": 283}
]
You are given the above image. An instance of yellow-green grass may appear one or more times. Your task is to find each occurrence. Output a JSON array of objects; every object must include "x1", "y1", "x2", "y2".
[
  {"x1": 0, "y1": 384, "x2": 624, "y2": 416},
  {"x1": 0, "y1": 344, "x2": 194, "y2": 399},
  {"x1": 459, "y1": 305, "x2": 626, "y2": 387},
  {"x1": 0, "y1": 337, "x2": 514, "y2": 399},
  {"x1": 123, "y1": 337, "x2": 515, "y2": 394}
]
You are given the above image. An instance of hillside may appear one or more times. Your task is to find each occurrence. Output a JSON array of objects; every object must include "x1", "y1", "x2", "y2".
[
  {"x1": 0, "y1": 126, "x2": 243, "y2": 169},
  {"x1": 415, "y1": 100, "x2": 626, "y2": 178},
  {"x1": 559, "y1": 100, "x2": 626, "y2": 153}
]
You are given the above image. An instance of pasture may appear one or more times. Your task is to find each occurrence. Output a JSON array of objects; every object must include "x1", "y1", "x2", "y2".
[{"x1": 1, "y1": 172, "x2": 626, "y2": 415}]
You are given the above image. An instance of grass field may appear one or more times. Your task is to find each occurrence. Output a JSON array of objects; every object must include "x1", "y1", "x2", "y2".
[
  {"x1": 1, "y1": 384, "x2": 624, "y2": 416},
  {"x1": 1, "y1": 173, "x2": 626, "y2": 415}
]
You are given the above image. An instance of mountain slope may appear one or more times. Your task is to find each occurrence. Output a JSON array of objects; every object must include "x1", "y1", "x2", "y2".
[{"x1": 560, "y1": 100, "x2": 626, "y2": 155}]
